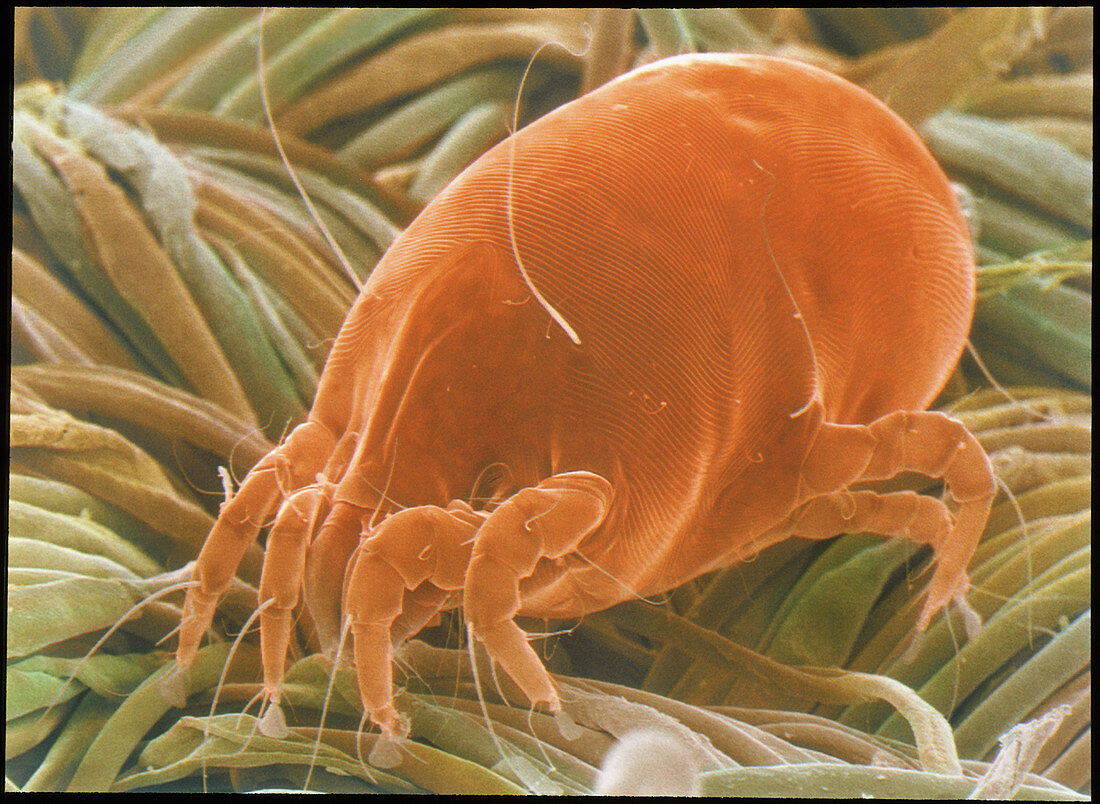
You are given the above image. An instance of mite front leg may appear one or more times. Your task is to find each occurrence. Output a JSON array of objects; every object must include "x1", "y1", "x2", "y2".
[
  {"x1": 463, "y1": 471, "x2": 613, "y2": 713},
  {"x1": 177, "y1": 420, "x2": 335, "y2": 668},
  {"x1": 345, "y1": 552, "x2": 406, "y2": 737},
  {"x1": 344, "y1": 502, "x2": 482, "y2": 737},
  {"x1": 258, "y1": 487, "x2": 326, "y2": 708},
  {"x1": 302, "y1": 500, "x2": 370, "y2": 658}
]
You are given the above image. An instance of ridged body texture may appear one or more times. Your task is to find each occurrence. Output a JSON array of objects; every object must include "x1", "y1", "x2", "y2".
[{"x1": 177, "y1": 54, "x2": 995, "y2": 738}]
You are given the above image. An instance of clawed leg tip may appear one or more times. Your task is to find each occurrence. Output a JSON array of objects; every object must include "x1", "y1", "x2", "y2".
[
  {"x1": 368, "y1": 731, "x2": 407, "y2": 769},
  {"x1": 901, "y1": 631, "x2": 925, "y2": 665},
  {"x1": 540, "y1": 695, "x2": 562, "y2": 714},
  {"x1": 554, "y1": 708, "x2": 583, "y2": 740},
  {"x1": 952, "y1": 594, "x2": 983, "y2": 642},
  {"x1": 905, "y1": 588, "x2": 980, "y2": 663},
  {"x1": 158, "y1": 663, "x2": 189, "y2": 708},
  {"x1": 915, "y1": 612, "x2": 933, "y2": 634},
  {"x1": 371, "y1": 706, "x2": 410, "y2": 742},
  {"x1": 259, "y1": 700, "x2": 290, "y2": 738}
]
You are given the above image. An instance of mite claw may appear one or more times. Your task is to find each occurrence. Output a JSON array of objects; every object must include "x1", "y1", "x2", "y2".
[
  {"x1": 371, "y1": 704, "x2": 409, "y2": 741},
  {"x1": 368, "y1": 734, "x2": 405, "y2": 769},
  {"x1": 259, "y1": 701, "x2": 290, "y2": 738},
  {"x1": 158, "y1": 664, "x2": 188, "y2": 708},
  {"x1": 954, "y1": 593, "x2": 983, "y2": 642},
  {"x1": 554, "y1": 708, "x2": 583, "y2": 741},
  {"x1": 901, "y1": 631, "x2": 926, "y2": 665}
]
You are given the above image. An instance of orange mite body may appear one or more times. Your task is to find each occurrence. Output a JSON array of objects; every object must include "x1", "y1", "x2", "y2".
[{"x1": 176, "y1": 54, "x2": 995, "y2": 737}]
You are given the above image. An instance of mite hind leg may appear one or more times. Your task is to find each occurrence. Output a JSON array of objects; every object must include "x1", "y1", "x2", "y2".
[
  {"x1": 463, "y1": 471, "x2": 613, "y2": 714},
  {"x1": 344, "y1": 502, "x2": 483, "y2": 737},
  {"x1": 177, "y1": 420, "x2": 336, "y2": 668},
  {"x1": 800, "y1": 411, "x2": 995, "y2": 632},
  {"x1": 858, "y1": 411, "x2": 994, "y2": 630},
  {"x1": 769, "y1": 489, "x2": 972, "y2": 638},
  {"x1": 777, "y1": 489, "x2": 953, "y2": 552}
]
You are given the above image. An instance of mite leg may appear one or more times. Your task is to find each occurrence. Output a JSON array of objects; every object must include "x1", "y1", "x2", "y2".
[
  {"x1": 177, "y1": 420, "x2": 336, "y2": 667},
  {"x1": 771, "y1": 489, "x2": 961, "y2": 634},
  {"x1": 257, "y1": 487, "x2": 326, "y2": 706},
  {"x1": 858, "y1": 411, "x2": 995, "y2": 630},
  {"x1": 463, "y1": 471, "x2": 613, "y2": 713},
  {"x1": 390, "y1": 584, "x2": 455, "y2": 647},
  {"x1": 302, "y1": 500, "x2": 370, "y2": 658},
  {"x1": 778, "y1": 489, "x2": 953, "y2": 550},
  {"x1": 800, "y1": 411, "x2": 995, "y2": 632},
  {"x1": 343, "y1": 503, "x2": 482, "y2": 737}
]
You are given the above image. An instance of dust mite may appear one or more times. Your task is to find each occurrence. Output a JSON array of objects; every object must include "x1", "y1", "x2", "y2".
[{"x1": 176, "y1": 53, "x2": 996, "y2": 739}]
